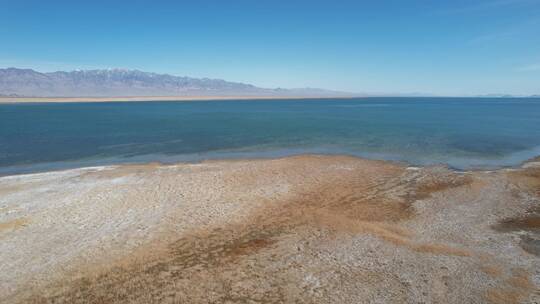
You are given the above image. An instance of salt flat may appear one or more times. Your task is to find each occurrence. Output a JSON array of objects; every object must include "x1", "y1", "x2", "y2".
[{"x1": 1, "y1": 155, "x2": 538, "y2": 303}]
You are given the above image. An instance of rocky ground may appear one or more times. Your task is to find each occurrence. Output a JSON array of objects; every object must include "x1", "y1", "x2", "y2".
[{"x1": 0, "y1": 155, "x2": 538, "y2": 303}]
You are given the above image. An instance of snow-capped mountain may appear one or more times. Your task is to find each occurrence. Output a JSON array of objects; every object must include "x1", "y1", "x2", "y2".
[{"x1": 0, "y1": 68, "x2": 350, "y2": 97}]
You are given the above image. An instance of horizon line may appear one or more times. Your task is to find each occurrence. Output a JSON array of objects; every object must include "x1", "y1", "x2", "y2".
[{"x1": 1, "y1": 66, "x2": 539, "y2": 98}]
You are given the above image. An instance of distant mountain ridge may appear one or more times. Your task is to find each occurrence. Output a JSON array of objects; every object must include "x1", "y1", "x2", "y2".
[{"x1": 0, "y1": 68, "x2": 351, "y2": 98}]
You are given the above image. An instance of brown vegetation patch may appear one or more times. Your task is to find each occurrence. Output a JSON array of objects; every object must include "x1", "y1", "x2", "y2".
[
  {"x1": 16, "y1": 158, "x2": 480, "y2": 303},
  {"x1": 497, "y1": 215, "x2": 540, "y2": 231},
  {"x1": 494, "y1": 204, "x2": 540, "y2": 232},
  {"x1": 493, "y1": 206, "x2": 540, "y2": 256},
  {"x1": 408, "y1": 172, "x2": 474, "y2": 202},
  {"x1": 412, "y1": 243, "x2": 471, "y2": 257},
  {"x1": 0, "y1": 217, "x2": 28, "y2": 234},
  {"x1": 507, "y1": 269, "x2": 533, "y2": 290},
  {"x1": 507, "y1": 166, "x2": 540, "y2": 196},
  {"x1": 479, "y1": 264, "x2": 503, "y2": 278},
  {"x1": 519, "y1": 235, "x2": 540, "y2": 256},
  {"x1": 25, "y1": 224, "x2": 282, "y2": 304},
  {"x1": 485, "y1": 268, "x2": 534, "y2": 304},
  {"x1": 297, "y1": 209, "x2": 471, "y2": 257},
  {"x1": 486, "y1": 289, "x2": 523, "y2": 304},
  {"x1": 166, "y1": 226, "x2": 281, "y2": 270}
]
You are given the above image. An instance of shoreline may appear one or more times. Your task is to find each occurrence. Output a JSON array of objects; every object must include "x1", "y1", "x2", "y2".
[
  {"x1": 0, "y1": 154, "x2": 403, "y2": 180},
  {"x1": 2, "y1": 151, "x2": 540, "y2": 179},
  {"x1": 0, "y1": 95, "x2": 361, "y2": 103},
  {"x1": 1, "y1": 154, "x2": 539, "y2": 303},
  {"x1": 2, "y1": 96, "x2": 539, "y2": 104}
]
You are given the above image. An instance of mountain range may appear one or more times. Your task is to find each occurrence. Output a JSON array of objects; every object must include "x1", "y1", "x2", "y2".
[{"x1": 0, "y1": 68, "x2": 351, "y2": 98}]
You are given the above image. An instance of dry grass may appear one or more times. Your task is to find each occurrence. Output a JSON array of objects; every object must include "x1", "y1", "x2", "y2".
[
  {"x1": 0, "y1": 217, "x2": 28, "y2": 234},
  {"x1": 485, "y1": 268, "x2": 533, "y2": 304},
  {"x1": 413, "y1": 243, "x2": 471, "y2": 257},
  {"x1": 11, "y1": 158, "x2": 483, "y2": 303},
  {"x1": 479, "y1": 264, "x2": 503, "y2": 278},
  {"x1": 493, "y1": 206, "x2": 540, "y2": 256},
  {"x1": 408, "y1": 173, "x2": 473, "y2": 202},
  {"x1": 507, "y1": 166, "x2": 540, "y2": 196},
  {"x1": 307, "y1": 211, "x2": 471, "y2": 257},
  {"x1": 486, "y1": 289, "x2": 523, "y2": 304},
  {"x1": 507, "y1": 269, "x2": 533, "y2": 290},
  {"x1": 497, "y1": 215, "x2": 540, "y2": 231},
  {"x1": 493, "y1": 205, "x2": 540, "y2": 250},
  {"x1": 495, "y1": 166, "x2": 540, "y2": 258}
]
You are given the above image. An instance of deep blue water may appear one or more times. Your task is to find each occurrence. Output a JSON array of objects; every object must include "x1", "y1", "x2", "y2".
[{"x1": 1, "y1": 97, "x2": 540, "y2": 175}]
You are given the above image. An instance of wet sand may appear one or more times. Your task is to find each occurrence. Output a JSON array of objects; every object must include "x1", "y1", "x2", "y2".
[{"x1": 0, "y1": 155, "x2": 539, "y2": 303}]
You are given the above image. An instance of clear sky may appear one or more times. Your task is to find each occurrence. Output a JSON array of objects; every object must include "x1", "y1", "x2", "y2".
[{"x1": 1, "y1": 0, "x2": 539, "y2": 95}]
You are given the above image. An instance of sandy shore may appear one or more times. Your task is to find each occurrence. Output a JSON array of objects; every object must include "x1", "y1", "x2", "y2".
[
  {"x1": 0, "y1": 95, "x2": 359, "y2": 103},
  {"x1": 0, "y1": 155, "x2": 539, "y2": 303}
]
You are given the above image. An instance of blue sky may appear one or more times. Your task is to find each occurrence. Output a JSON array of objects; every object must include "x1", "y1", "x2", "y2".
[{"x1": 1, "y1": 0, "x2": 539, "y2": 95}]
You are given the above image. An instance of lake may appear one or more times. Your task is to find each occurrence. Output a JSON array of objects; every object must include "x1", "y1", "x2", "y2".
[{"x1": 1, "y1": 97, "x2": 540, "y2": 175}]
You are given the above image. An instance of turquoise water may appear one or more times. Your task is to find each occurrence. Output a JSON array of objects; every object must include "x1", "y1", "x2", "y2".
[{"x1": 1, "y1": 97, "x2": 540, "y2": 175}]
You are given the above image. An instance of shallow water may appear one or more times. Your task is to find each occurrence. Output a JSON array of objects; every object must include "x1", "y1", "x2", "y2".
[{"x1": 1, "y1": 97, "x2": 539, "y2": 175}]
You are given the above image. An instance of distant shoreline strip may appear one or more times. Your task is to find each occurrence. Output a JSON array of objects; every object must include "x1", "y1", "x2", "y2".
[{"x1": 0, "y1": 95, "x2": 363, "y2": 103}]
